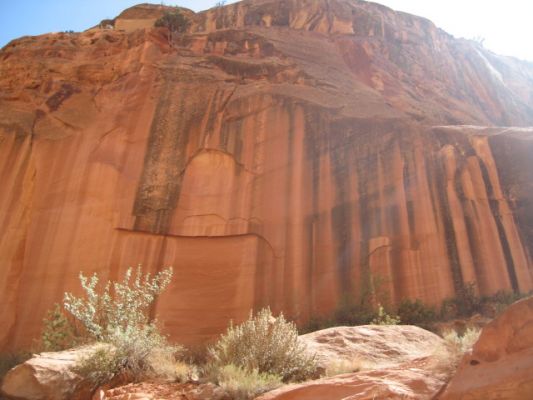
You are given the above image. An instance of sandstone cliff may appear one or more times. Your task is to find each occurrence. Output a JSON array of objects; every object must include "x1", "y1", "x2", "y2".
[{"x1": 1, "y1": 0, "x2": 532, "y2": 349}]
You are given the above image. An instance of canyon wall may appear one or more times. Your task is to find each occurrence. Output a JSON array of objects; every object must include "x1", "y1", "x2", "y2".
[{"x1": 1, "y1": 0, "x2": 532, "y2": 349}]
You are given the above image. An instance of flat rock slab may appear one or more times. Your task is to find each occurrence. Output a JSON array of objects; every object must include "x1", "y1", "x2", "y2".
[{"x1": 257, "y1": 357, "x2": 451, "y2": 400}]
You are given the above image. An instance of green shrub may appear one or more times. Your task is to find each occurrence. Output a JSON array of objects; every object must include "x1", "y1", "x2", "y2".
[
  {"x1": 371, "y1": 304, "x2": 400, "y2": 325},
  {"x1": 74, "y1": 345, "x2": 119, "y2": 386},
  {"x1": 209, "y1": 307, "x2": 317, "y2": 383},
  {"x1": 64, "y1": 266, "x2": 178, "y2": 386},
  {"x1": 41, "y1": 303, "x2": 82, "y2": 352},
  {"x1": 155, "y1": 8, "x2": 190, "y2": 33},
  {"x1": 482, "y1": 290, "x2": 531, "y2": 315},
  {"x1": 488, "y1": 290, "x2": 523, "y2": 306},
  {"x1": 302, "y1": 298, "x2": 391, "y2": 333},
  {"x1": 439, "y1": 298, "x2": 458, "y2": 320},
  {"x1": 215, "y1": 364, "x2": 282, "y2": 400},
  {"x1": 74, "y1": 326, "x2": 180, "y2": 386},
  {"x1": 299, "y1": 316, "x2": 336, "y2": 334},
  {"x1": 440, "y1": 282, "x2": 482, "y2": 320},
  {"x1": 397, "y1": 299, "x2": 437, "y2": 329},
  {"x1": 332, "y1": 294, "x2": 377, "y2": 326},
  {"x1": 455, "y1": 282, "x2": 482, "y2": 317},
  {"x1": 303, "y1": 275, "x2": 397, "y2": 332}
]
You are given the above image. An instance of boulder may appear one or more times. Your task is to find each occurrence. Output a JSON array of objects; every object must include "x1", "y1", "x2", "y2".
[
  {"x1": 258, "y1": 325, "x2": 455, "y2": 400},
  {"x1": 300, "y1": 325, "x2": 450, "y2": 371},
  {"x1": 439, "y1": 296, "x2": 533, "y2": 399},
  {"x1": 1, "y1": 346, "x2": 101, "y2": 400}
]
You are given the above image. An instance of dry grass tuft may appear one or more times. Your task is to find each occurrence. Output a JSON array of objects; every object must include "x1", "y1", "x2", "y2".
[{"x1": 324, "y1": 359, "x2": 362, "y2": 377}]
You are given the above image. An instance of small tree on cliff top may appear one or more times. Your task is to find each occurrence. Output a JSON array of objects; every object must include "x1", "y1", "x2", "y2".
[{"x1": 155, "y1": 7, "x2": 190, "y2": 44}]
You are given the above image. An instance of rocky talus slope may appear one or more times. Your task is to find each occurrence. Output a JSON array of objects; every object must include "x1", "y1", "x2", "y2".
[{"x1": 1, "y1": 0, "x2": 533, "y2": 349}]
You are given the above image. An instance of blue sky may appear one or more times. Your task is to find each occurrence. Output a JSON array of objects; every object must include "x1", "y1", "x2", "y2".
[{"x1": 1, "y1": 0, "x2": 532, "y2": 62}]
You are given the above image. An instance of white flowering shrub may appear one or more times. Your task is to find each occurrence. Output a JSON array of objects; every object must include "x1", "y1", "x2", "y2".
[
  {"x1": 64, "y1": 266, "x2": 179, "y2": 385},
  {"x1": 209, "y1": 307, "x2": 317, "y2": 383},
  {"x1": 64, "y1": 266, "x2": 173, "y2": 340}
]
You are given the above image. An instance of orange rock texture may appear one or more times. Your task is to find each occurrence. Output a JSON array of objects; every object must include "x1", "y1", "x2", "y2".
[
  {"x1": 1, "y1": 0, "x2": 533, "y2": 349},
  {"x1": 258, "y1": 325, "x2": 455, "y2": 400},
  {"x1": 440, "y1": 296, "x2": 533, "y2": 399}
]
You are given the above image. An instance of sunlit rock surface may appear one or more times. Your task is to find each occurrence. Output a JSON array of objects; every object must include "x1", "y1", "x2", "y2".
[
  {"x1": 258, "y1": 325, "x2": 454, "y2": 400},
  {"x1": 1, "y1": 0, "x2": 533, "y2": 349},
  {"x1": 440, "y1": 296, "x2": 533, "y2": 399}
]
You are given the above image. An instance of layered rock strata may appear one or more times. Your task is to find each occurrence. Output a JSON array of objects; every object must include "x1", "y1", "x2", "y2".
[{"x1": 1, "y1": 0, "x2": 532, "y2": 349}]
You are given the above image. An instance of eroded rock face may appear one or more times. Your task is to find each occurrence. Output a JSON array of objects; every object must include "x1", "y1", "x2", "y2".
[
  {"x1": 440, "y1": 296, "x2": 533, "y2": 399},
  {"x1": 1, "y1": 0, "x2": 533, "y2": 350}
]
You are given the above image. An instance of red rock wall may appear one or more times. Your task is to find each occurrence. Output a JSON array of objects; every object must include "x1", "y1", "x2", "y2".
[{"x1": 1, "y1": 0, "x2": 533, "y2": 349}]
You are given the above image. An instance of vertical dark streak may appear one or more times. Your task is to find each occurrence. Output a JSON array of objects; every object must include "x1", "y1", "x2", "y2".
[
  {"x1": 478, "y1": 159, "x2": 519, "y2": 292},
  {"x1": 434, "y1": 156, "x2": 464, "y2": 293}
]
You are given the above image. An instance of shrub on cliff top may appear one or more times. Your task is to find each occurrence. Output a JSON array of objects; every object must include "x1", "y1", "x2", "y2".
[
  {"x1": 208, "y1": 307, "x2": 317, "y2": 383},
  {"x1": 155, "y1": 7, "x2": 190, "y2": 33}
]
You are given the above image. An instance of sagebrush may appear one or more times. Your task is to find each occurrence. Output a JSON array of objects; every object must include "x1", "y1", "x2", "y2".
[
  {"x1": 74, "y1": 326, "x2": 181, "y2": 386},
  {"x1": 397, "y1": 299, "x2": 437, "y2": 329},
  {"x1": 209, "y1": 307, "x2": 317, "y2": 383}
]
